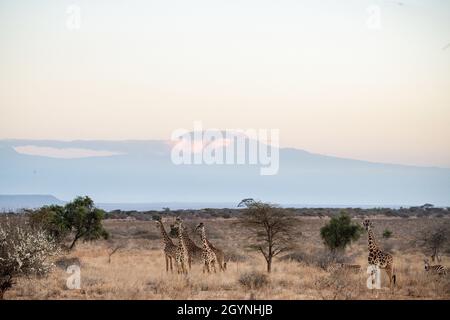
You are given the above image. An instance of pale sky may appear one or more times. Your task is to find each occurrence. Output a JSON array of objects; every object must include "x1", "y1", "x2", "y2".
[{"x1": 1, "y1": 0, "x2": 449, "y2": 167}]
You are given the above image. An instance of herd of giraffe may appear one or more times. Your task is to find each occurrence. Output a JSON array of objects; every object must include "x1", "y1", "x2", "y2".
[
  {"x1": 156, "y1": 216, "x2": 447, "y2": 289},
  {"x1": 156, "y1": 216, "x2": 226, "y2": 274}
]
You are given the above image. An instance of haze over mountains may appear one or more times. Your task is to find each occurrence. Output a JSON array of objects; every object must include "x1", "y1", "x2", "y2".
[{"x1": 1, "y1": 139, "x2": 449, "y2": 210}]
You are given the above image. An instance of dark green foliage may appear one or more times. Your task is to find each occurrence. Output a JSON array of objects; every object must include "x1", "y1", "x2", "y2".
[
  {"x1": 320, "y1": 212, "x2": 362, "y2": 252},
  {"x1": 383, "y1": 229, "x2": 393, "y2": 239},
  {"x1": 30, "y1": 196, "x2": 108, "y2": 250},
  {"x1": 64, "y1": 196, "x2": 108, "y2": 249},
  {"x1": 29, "y1": 204, "x2": 68, "y2": 241}
]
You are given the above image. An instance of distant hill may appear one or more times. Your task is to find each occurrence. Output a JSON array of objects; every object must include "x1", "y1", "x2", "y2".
[
  {"x1": 0, "y1": 194, "x2": 65, "y2": 210},
  {"x1": 1, "y1": 139, "x2": 450, "y2": 207}
]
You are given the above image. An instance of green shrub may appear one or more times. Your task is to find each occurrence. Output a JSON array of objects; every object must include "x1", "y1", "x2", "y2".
[
  {"x1": 320, "y1": 211, "x2": 362, "y2": 253},
  {"x1": 383, "y1": 229, "x2": 393, "y2": 239}
]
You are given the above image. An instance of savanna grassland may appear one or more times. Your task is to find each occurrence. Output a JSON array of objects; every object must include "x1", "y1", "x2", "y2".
[{"x1": 4, "y1": 216, "x2": 450, "y2": 300}]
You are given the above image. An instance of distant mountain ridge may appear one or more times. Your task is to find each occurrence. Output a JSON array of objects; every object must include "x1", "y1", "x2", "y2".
[
  {"x1": 0, "y1": 194, "x2": 65, "y2": 210},
  {"x1": 1, "y1": 139, "x2": 449, "y2": 207}
]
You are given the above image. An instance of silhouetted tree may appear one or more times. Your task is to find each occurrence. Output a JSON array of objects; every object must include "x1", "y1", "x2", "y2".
[
  {"x1": 237, "y1": 200, "x2": 298, "y2": 273},
  {"x1": 417, "y1": 223, "x2": 450, "y2": 262}
]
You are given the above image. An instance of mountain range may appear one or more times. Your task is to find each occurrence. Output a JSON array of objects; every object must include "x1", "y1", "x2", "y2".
[{"x1": 1, "y1": 139, "x2": 449, "y2": 209}]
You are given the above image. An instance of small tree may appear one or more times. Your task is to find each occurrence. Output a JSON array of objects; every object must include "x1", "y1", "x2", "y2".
[
  {"x1": 383, "y1": 229, "x2": 393, "y2": 239},
  {"x1": 64, "y1": 196, "x2": 109, "y2": 250},
  {"x1": 237, "y1": 200, "x2": 297, "y2": 273},
  {"x1": 0, "y1": 217, "x2": 60, "y2": 299},
  {"x1": 30, "y1": 196, "x2": 109, "y2": 250},
  {"x1": 29, "y1": 205, "x2": 69, "y2": 242},
  {"x1": 418, "y1": 223, "x2": 450, "y2": 262},
  {"x1": 320, "y1": 212, "x2": 362, "y2": 255}
]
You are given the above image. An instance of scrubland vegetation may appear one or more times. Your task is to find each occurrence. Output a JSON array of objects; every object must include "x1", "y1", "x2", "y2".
[{"x1": 1, "y1": 198, "x2": 449, "y2": 300}]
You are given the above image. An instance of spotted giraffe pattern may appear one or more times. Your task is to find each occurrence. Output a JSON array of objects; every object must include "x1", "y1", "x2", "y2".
[
  {"x1": 175, "y1": 218, "x2": 189, "y2": 274},
  {"x1": 205, "y1": 239, "x2": 226, "y2": 271},
  {"x1": 363, "y1": 219, "x2": 396, "y2": 290},
  {"x1": 170, "y1": 223, "x2": 203, "y2": 269},
  {"x1": 195, "y1": 222, "x2": 217, "y2": 273},
  {"x1": 156, "y1": 219, "x2": 177, "y2": 272}
]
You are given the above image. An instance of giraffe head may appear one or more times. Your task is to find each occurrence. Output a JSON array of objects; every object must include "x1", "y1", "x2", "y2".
[
  {"x1": 362, "y1": 219, "x2": 373, "y2": 231},
  {"x1": 424, "y1": 258, "x2": 430, "y2": 271},
  {"x1": 175, "y1": 217, "x2": 184, "y2": 234},
  {"x1": 195, "y1": 222, "x2": 205, "y2": 234}
]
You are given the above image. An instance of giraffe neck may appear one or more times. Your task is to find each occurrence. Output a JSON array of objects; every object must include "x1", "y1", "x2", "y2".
[
  {"x1": 158, "y1": 221, "x2": 172, "y2": 245},
  {"x1": 367, "y1": 228, "x2": 379, "y2": 252},
  {"x1": 200, "y1": 227, "x2": 210, "y2": 251},
  {"x1": 178, "y1": 223, "x2": 188, "y2": 252},
  {"x1": 182, "y1": 228, "x2": 194, "y2": 247}
]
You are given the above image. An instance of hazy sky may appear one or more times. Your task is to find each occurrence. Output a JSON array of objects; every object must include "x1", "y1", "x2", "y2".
[{"x1": 1, "y1": 0, "x2": 449, "y2": 167}]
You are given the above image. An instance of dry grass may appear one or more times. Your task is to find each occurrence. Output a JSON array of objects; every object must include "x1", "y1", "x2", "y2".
[{"x1": 4, "y1": 217, "x2": 450, "y2": 300}]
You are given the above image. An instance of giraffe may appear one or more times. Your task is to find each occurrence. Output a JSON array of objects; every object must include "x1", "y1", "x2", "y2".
[
  {"x1": 170, "y1": 223, "x2": 203, "y2": 269},
  {"x1": 175, "y1": 217, "x2": 189, "y2": 274},
  {"x1": 205, "y1": 238, "x2": 227, "y2": 272},
  {"x1": 363, "y1": 219, "x2": 396, "y2": 290},
  {"x1": 195, "y1": 222, "x2": 217, "y2": 273},
  {"x1": 155, "y1": 217, "x2": 177, "y2": 272},
  {"x1": 172, "y1": 223, "x2": 226, "y2": 272},
  {"x1": 424, "y1": 259, "x2": 447, "y2": 276}
]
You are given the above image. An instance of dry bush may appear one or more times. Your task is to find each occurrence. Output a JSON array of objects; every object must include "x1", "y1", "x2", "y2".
[
  {"x1": 282, "y1": 248, "x2": 350, "y2": 270},
  {"x1": 238, "y1": 271, "x2": 269, "y2": 290},
  {"x1": 4, "y1": 217, "x2": 450, "y2": 300},
  {"x1": 314, "y1": 270, "x2": 363, "y2": 300},
  {"x1": 0, "y1": 216, "x2": 60, "y2": 299}
]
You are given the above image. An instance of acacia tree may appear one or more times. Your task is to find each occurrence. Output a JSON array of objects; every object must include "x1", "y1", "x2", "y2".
[
  {"x1": 237, "y1": 199, "x2": 298, "y2": 273},
  {"x1": 417, "y1": 223, "x2": 450, "y2": 262},
  {"x1": 64, "y1": 196, "x2": 109, "y2": 250},
  {"x1": 31, "y1": 196, "x2": 109, "y2": 250}
]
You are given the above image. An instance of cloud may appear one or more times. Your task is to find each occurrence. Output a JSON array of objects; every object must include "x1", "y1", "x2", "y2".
[{"x1": 13, "y1": 145, "x2": 123, "y2": 159}]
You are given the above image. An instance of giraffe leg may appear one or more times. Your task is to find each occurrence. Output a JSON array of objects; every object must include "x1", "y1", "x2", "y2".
[
  {"x1": 165, "y1": 255, "x2": 169, "y2": 272},
  {"x1": 218, "y1": 256, "x2": 224, "y2": 272},
  {"x1": 212, "y1": 261, "x2": 217, "y2": 273},
  {"x1": 188, "y1": 256, "x2": 192, "y2": 270},
  {"x1": 385, "y1": 265, "x2": 394, "y2": 292},
  {"x1": 177, "y1": 258, "x2": 183, "y2": 274},
  {"x1": 169, "y1": 256, "x2": 173, "y2": 272}
]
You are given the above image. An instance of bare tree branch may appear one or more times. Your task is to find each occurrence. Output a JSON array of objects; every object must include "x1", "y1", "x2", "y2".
[{"x1": 237, "y1": 200, "x2": 299, "y2": 273}]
